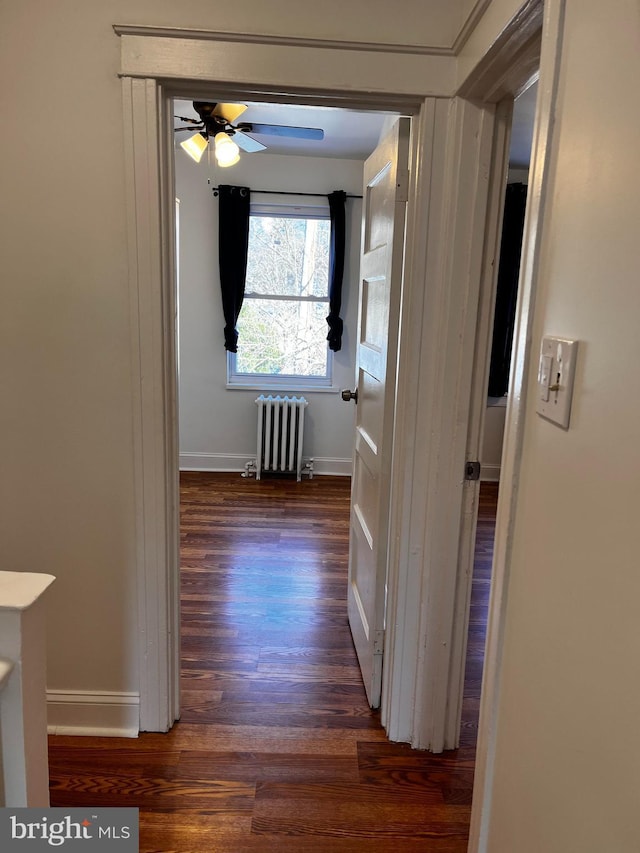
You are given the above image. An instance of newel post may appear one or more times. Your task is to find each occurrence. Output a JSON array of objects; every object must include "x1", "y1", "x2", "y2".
[{"x1": 0, "y1": 572, "x2": 55, "y2": 807}]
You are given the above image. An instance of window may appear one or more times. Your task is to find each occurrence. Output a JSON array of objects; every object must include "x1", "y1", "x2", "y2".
[{"x1": 227, "y1": 204, "x2": 333, "y2": 389}]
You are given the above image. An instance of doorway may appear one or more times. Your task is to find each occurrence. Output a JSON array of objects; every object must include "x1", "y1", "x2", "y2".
[
  {"x1": 462, "y1": 77, "x2": 539, "y2": 745},
  {"x1": 173, "y1": 94, "x2": 405, "y2": 721},
  {"x1": 119, "y1": 5, "x2": 549, "y2": 747}
]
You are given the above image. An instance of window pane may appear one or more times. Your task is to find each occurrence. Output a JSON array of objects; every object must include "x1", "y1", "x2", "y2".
[
  {"x1": 245, "y1": 216, "x2": 330, "y2": 298},
  {"x1": 236, "y1": 298, "x2": 329, "y2": 377}
]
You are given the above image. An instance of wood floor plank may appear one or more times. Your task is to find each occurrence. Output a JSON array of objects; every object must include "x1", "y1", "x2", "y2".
[
  {"x1": 48, "y1": 473, "x2": 498, "y2": 852},
  {"x1": 173, "y1": 751, "x2": 360, "y2": 784},
  {"x1": 49, "y1": 775, "x2": 255, "y2": 811}
]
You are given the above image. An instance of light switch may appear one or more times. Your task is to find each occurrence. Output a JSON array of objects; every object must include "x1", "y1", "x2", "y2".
[{"x1": 535, "y1": 337, "x2": 578, "y2": 428}]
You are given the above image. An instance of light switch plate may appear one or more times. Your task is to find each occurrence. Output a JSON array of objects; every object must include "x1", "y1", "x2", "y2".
[{"x1": 536, "y1": 337, "x2": 578, "y2": 428}]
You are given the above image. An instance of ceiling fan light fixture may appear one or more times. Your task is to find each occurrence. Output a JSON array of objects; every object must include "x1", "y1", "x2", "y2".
[
  {"x1": 180, "y1": 132, "x2": 208, "y2": 163},
  {"x1": 214, "y1": 132, "x2": 240, "y2": 167}
]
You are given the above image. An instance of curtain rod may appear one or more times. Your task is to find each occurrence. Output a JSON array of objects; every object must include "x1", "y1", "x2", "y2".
[{"x1": 209, "y1": 186, "x2": 362, "y2": 199}]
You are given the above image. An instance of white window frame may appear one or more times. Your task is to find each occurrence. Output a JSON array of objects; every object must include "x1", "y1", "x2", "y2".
[{"x1": 227, "y1": 202, "x2": 335, "y2": 392}]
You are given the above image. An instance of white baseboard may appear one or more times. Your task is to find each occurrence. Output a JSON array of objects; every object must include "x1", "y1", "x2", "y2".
[
  {"x1": 47, "y1": 690, "x2": 139, "y2": 738},
  {"x1": 179, "y1": 452, "x2": 352, "y2": 477},
  {"x1": 480, "y1": 463, "x2": 501, "y2": 482},
  {"x1": 179, "y1": 452, "x2": 250, "y2": 472},
  {"x1": 310, "y1": 457, "x2": 352, "y2": 476}
]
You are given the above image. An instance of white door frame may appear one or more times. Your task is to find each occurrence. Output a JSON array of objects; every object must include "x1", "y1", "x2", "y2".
[
  {"x1": 467, "y1": 1, "x2": 567, "y2": 848},
  {"x1": 118, "y1": 30, "x2": 441, "y2": 733},
  {"x1": 116, "y1": 3, "x2": 556, "y2": 750},
  {"x1": 381, "y1": 93, "x2": 499, "y2": 747},
  {"x1": 437, "y1": 5, "x2": 548, "y2": 751}
]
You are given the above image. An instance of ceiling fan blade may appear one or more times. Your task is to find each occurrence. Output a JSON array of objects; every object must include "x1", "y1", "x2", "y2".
[
  {"x1": 234, "y1": 132, "x2": 267, "y2": 153},
  {"x1": 213, "y1": 102, "x2": 248, "y2": 123},
  {"x1": 247, "y1": 123, "x2": 324, "y2": 140}
]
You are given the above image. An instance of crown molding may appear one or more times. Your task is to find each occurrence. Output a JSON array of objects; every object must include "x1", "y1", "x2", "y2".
[
  {"x1": 112, "y1": 24, "x2": 454, "y2": 57},
  {"x1": 457, "y1": 0, "x2": 543, "y2": 100}
]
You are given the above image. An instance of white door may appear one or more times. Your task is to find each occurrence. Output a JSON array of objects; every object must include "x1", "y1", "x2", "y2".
[{"x1": 344, "y1": 118, "x2": 410, "y2": 708}]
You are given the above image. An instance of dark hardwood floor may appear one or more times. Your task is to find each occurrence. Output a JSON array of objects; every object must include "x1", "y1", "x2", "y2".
[{"x1": 48, "y1": 474, "x2": 498, "y2": 852}]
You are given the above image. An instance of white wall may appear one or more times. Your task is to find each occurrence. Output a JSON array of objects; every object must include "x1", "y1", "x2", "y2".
[
  {"x1": 176, "y1": 149, "x2": 362, "y2": 475},
  {"x1": 480, "y1": 399, "x2": 506, "y2": 481},
  {"x1": 483, "y1": 1, "x2": 640, "y2": 850}
]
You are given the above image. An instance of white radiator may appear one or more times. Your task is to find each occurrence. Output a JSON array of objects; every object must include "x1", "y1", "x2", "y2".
[{"x1": 255, "y1": 395, "x2": 309, "y2": 481}]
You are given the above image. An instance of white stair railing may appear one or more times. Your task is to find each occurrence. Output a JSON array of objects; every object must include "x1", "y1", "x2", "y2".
[
  {"x1": 0, "y1": 571, "x2": 55, "y2": 807},
  {"x1": 0, "y1": 657, "x2": 15, "y2": 807}
]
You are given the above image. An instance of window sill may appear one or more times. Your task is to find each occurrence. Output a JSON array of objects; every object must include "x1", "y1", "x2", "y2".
[{"x1": 226, "y1": 382, "x2": 341, "y2": 394}]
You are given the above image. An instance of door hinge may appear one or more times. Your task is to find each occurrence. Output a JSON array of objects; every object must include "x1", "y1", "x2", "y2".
[
  {"x1": 465, "y1": 460, "x2": 481, "y2": 481},
  {"x1": 373, "y1": 629, "x2": 385, "y2": 655}
]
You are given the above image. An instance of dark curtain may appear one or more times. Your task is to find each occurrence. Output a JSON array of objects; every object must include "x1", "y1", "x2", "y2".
[
  {"x1": 487, "y1": 182, "x2": 528, "y2": 397},
  {"x1": 326, "y1": 190, "x2": 347, "y2": 352},
  {"x1": 218, "y1": 184, "x2": 251, "y2": 352}
]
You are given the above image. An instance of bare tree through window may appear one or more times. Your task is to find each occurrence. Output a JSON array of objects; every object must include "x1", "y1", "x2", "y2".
[{"x1": 232, "y1": 211, "x2": 332, "y2": 382}]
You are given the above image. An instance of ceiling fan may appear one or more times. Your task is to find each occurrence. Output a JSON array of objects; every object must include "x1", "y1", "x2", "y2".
[{"x1": 174, "y1": 101, "x2": 325, "y2": 166}]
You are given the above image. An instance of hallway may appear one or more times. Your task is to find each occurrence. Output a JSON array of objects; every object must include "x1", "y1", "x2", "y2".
[{"x1": 48, "y1": 473, "x2": 497, "y2": 852}]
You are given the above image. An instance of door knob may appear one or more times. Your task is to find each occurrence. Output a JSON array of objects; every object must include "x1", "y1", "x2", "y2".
[{"x1": 341, "y1": 389, "x2": 358, "y2": 404}]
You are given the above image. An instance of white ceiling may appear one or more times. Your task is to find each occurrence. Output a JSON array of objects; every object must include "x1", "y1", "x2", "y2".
[
  {"x1": 174, "y1": 86, "x2": 537, "y2": 167},
  {"x1": 173, "y1": 99, "x2": 397, "y2": 161}
]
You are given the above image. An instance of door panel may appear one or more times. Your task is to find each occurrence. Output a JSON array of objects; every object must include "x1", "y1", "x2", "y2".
[
  {"x1": 347, "y1": 117, "x2": 410, "y2": 708},
  {"x1": 361, "y1": 275, "x2": 389, "y2": 354},
  {"x1": 357, "y1": 369, "x2": 383, "y2": 454}
]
